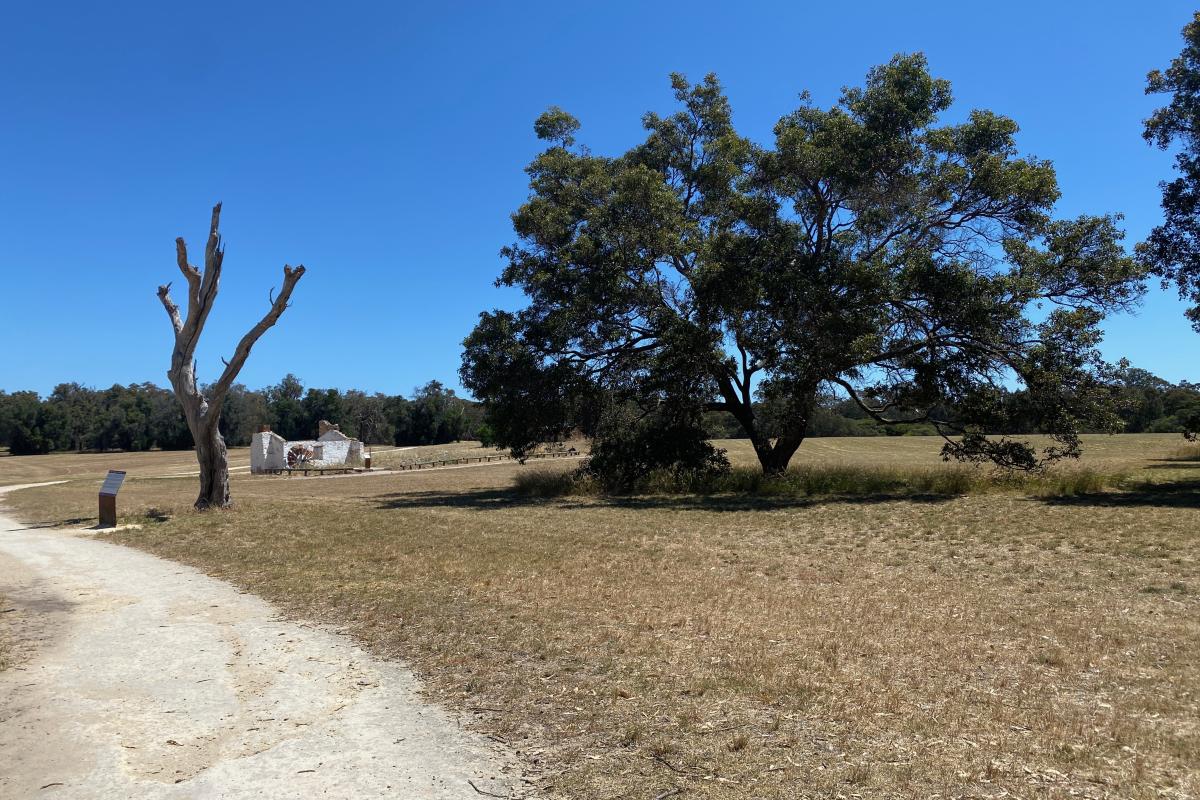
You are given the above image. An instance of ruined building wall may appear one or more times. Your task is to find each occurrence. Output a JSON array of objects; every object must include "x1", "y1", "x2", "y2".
[{"x1": 250, "y1": 426, "x2": 365, "y2": 473}]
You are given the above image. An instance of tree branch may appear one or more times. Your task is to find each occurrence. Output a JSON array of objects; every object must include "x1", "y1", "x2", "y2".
[
  {"x1": 174, "y1": 202, "x2": 226, "y2": 365},
  {"x1": 156, "y1": 283, "x2": 183, "y2": 336},
  {"x1": 828, "y1": 376, "x2": 937, "y2": 426},
  {"x1": 190, "y1": 202, "x2": 225, "y2": 349},
  {"x1": 210, "y1": 264, "x2": 306, "y2": 403},
  {"x1": 175, "y1": 238, "x2": 201, "y2": 304}
]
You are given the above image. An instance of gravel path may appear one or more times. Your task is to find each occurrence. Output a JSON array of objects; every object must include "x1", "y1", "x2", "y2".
[{"x1": 0, "y1": 483, "x2": 522, "y2": 799}]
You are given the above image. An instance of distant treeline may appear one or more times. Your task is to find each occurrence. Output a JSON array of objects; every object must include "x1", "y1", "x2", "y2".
[
  {"x1": 0, "y1": 375, "x2": 484, "y2": 455},
  {"x1": 2, "y1": 368, "x2": 1197, "y2": 456},
  {"x1": 704, "y1": 367, "x2": 1200, "y2": 440}
]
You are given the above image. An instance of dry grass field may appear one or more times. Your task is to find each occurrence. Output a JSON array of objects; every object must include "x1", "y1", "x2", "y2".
[
  {"x1": 2, "y1": 434, "x2": 1198, "y2": 799},
  {"x1": 0, "y1": 447, "x2": 252, "y2": 487},
  {"x1": 371, "y1": 440, "x2": 505, "y2": 468}
]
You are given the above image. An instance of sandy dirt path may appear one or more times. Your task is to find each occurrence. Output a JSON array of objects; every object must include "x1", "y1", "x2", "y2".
[{"x1": 0, "y1": 484, "x2": 523, "y2": 799}]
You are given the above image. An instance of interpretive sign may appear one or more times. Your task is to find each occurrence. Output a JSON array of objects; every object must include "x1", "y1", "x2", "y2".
[{"x1": 98, "y1": 470, "x2": 126, "y2": 527}]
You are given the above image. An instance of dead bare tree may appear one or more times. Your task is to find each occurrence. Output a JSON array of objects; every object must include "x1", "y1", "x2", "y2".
[{"x1": 157, "y1": 203, "x2": 305, "y2": 509}]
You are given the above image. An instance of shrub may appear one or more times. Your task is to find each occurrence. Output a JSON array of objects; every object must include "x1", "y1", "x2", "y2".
[{"x1": 583, "y1": 415, "x2": 730, "y2": 493}]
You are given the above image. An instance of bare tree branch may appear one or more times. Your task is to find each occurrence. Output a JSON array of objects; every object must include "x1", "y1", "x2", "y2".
[
  {"x1": 156, "y1": 283, "x2": 183, "y2": 336},
  {"x1": 211, "y1": 264, "x2": 306, "y2": 401},
  {"x1": 187, "y1": 202, "x2": 225, "y2": 357},
  {"x1": 173, "y1": 203, "x2": 227, "y2": 365},
  {"x1": 174, "y1": 238, "x2": 201, "y2": 298}
]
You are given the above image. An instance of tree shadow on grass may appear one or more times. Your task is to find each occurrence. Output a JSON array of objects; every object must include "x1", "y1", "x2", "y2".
[
  {"x1": 1039, "y1": 479, "x2": 1200, "y2": 509},
  {"x1": 370, "y1": 474, "x2": 1200, "y2": 513},
  {"x1": 1142, "y1": 458, "x2": 1200, "y2": 470},
  {"x1": 369, "y1": 488, "x2": 957, "y2": 513}
]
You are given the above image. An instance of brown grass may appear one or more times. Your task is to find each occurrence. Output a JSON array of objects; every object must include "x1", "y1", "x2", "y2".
[
  {"x1": 3, "y1": 434, "x2": 1199, "y2": 798},
  {"x1": 371, "y1": 440, "x2": 500, "y2": 469},
  {"x1": 0, "y1": 447, "x2": 253, "y2": 486},
  {"x1": 516, "y1": 461, "x2": 1126, "y2": 499}
]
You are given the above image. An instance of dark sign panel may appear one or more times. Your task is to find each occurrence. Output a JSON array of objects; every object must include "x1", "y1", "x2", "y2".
[{"x1": 99, "y1": 470, "x2": 126, "y2": 497}]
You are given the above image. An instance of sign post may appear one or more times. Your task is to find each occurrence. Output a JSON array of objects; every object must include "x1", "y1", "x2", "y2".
[{"x1": 98, "y1": 470, "x2": 126, "y2": 528}]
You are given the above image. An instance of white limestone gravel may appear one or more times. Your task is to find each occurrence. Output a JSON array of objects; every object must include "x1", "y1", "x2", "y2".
[{"x1": 0, "y1": 483, "x2": 523, "y2": 799}]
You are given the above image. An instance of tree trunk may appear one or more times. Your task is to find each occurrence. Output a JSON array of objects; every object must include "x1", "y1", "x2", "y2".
[
  {"x1": 750, "y1": 427, "x2": 805, "y2": 475},
  {"x1": 194, "y1": 423, "x2": 230, "y2": 509},
  {"x1": 715, "y1": 375, "x2": 811, "y2": 475}
]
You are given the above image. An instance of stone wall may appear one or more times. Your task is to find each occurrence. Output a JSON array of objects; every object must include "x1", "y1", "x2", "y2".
[
  {"x1": 250, "y1": 428, "x2": 365, "y2": 473},
  {"x1": 250, "y1": 431, "x2": 286, "y2": 473}
]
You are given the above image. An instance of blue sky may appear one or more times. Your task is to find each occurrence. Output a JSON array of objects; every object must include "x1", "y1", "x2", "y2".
[{"x1": 1, "y1": 1, "x2": 1196, "y2": 398}]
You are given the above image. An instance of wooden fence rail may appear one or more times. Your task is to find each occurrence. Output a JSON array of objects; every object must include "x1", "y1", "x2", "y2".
[{"x1": 387, "y1": 450, "x2": 579, "y2": 471}]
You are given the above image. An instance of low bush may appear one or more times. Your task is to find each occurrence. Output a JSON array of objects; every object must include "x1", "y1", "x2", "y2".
[{"x1": 583, "y1": 417, "x2": 730, "y2": 493}]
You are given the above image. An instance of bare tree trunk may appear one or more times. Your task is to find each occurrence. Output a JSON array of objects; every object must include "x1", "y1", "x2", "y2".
[
  {"x1": 194, "y1": 422, "x2": 230, "y2": 509},
  {"x1": 157, "y1": 203, "x2": 305, "y2": 510}
]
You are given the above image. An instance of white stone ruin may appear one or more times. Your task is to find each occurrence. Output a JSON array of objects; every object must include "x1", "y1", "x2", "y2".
[{"x1": 250, "y1": 420, "x2": 366, "y2": 473}]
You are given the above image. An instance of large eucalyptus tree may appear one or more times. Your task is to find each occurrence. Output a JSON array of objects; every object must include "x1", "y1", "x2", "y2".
[{"x1": 462, "y1": 55, "x2": 1145, "y2": 474}]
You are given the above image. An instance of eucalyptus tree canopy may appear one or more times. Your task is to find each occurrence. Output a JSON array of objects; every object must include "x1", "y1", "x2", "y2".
[
  {"x1": 1143, "y1": 12, "x2": 1200, "y2": 333},
  {"x1": 462, "y1": 55, "x2": 1144, "y2": 474}
]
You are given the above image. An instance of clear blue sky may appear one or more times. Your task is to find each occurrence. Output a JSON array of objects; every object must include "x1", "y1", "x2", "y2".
[{"x1": 1, "y1": 1, "x2": 1196, "y2": 398}]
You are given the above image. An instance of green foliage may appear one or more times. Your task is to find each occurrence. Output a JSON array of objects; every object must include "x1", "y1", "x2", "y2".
[
  {"x1": 1107, "y1": 366, "x2": 1200, "y2": 438},
  {"x1": 343, "y1": 389, "x2": 394, "y2": 445},
  {"x1": 461, "y1": 310, "x2": 597, "y2": 458},
  {"x1": 475, "y1": 422, "x2": 497, "y2": 448},
  {"x1": 0, "y1": 376, "x2": 487, "y2": 454},
  {"x1": 263, "y1": 374, "x2": 307, "y2": 440},
  {"x1": 1142, "y1": 12, "x2": 1200, "y2": 331},
  {"x1": 213, "y1": 384, "x2": 270, "y2": 446},
  {"x1": 301, "y1": 388, "x2": 345, "y2": 435},
  {"x1": 463, "y1": 55, "x2": 1146, "y2": 475},
  {"x1": 1182, "y1": 404, "x2": 1200, "y2": 441},
  {"x1": 0, "y1": 384, "x2": 190, "y2": 454},
  {"x1": 260, "y1": 376, "x2": 477, "y2": 446},
  {"x1": 581, "y1": 405, "x2": 730, "y2": 492},
  {"x1": 391, "y1": 381, "x2": 475, "y2": 445},
  {"x1": 705, "y1": 371, "x2": 1200, "y2": 440},
  {"x1": 0, "y1": 391, "x2": 46, "y2": 454}
]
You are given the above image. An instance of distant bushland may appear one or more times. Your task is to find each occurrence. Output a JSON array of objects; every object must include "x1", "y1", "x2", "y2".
[
  {"x1": 2, "y1": 365, "x2": 1196, "y2": 456},
  {"x1": 701, "y1": 370, "x2": 1200, "y2": 441},
  {"x1": 0, "y1": 376, "x2": 485, "y2": 455}
]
